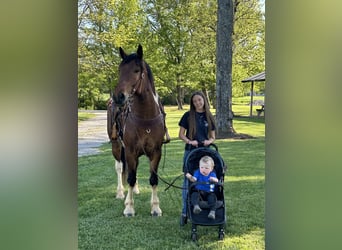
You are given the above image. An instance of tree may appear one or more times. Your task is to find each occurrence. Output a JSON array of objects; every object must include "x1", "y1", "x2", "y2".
[
  {"x1": 216, "y1": 0, "x2": 264, "y2": 138},
  {"x1": 142, "y1": 0, "x2": 217, "y2": 109},
  {"x1": 232, "y1": 0, "x2": 265, "y2": 97},
  {"x1": 78, "y1": 0, "x2": 145, "y2": 108},
  {"x1": 77, "y1": 0, "x2": 264, "y2": 110},
  {"x1": 216, "y1": 0, "x2": 235, "y2": 138},
  {"x1": 143, "y1": 0, "x2": 195, "y2": 109}
]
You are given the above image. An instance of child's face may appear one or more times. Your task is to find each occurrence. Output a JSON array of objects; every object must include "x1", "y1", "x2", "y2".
[{"x1": 199, "y1": 162, "x2": 213, "y2": 176}]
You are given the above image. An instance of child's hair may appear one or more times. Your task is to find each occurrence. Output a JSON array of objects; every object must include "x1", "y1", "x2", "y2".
[{"x1": 199, "y1": 155, "x2": 215, "y2": 169}]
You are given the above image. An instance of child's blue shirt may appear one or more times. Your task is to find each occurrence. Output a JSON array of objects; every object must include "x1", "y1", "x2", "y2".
[{"x1": 193, "y1": 169, "x2": 217, "y2": 192}]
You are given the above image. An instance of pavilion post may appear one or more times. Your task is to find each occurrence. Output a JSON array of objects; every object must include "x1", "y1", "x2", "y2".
[{"x1": 250, "y1": 81, "x2": 254, "y2": 117}]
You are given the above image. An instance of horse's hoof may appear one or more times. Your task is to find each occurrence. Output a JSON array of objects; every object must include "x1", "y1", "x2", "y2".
[
  {"x1": 116, "y1": 193, "x2": 125, "y2": 199},
  {"x1": 133, "y1": 188, "x2": 140, "y2": 194},
  {"x1": 124, "y1": 213, "x2": 134, "y2": 217},
  {"x1": 151, "y1": 211, "x2": 162, "y2": 217}
]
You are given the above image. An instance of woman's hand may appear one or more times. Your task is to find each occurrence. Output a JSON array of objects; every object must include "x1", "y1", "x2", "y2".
[
  {"x1": 203, "y1": 138, "x2": 214, "y2": 146},
  {"x1": 189, "y1": 140, "x2": 199, "y2": 147},
  {"x1": 203, "y1": 139, "x2": 211, "y2": 146}
]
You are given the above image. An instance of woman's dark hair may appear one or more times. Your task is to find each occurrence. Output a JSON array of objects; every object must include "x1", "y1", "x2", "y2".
[{"x1": 188, "y1": 91, "x2": 215, "y2": 139}]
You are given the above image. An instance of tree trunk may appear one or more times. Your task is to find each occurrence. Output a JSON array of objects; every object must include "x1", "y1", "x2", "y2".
[
  {"x1": 203, "y1": 88, "x2": 212, "y2": 108},
  {"x1": 176, "y1": 85, "x2": 183, "y2": 110},
  {"x1": 216, "y1": 0, "x2": 235, "y2": 138}
]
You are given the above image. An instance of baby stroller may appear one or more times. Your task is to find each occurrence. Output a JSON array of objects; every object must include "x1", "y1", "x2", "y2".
[{"x1": 185, "y1": 144, "x2": 227, "y2": 241}]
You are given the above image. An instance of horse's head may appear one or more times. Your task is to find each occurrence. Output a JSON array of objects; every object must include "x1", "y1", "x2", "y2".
[{"x1": 113, "y1": 44, "x2": 148, "y2": 106}]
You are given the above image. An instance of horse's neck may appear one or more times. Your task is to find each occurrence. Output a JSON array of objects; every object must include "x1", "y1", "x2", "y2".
[{"x1": 131, "y1": 89, "x2": 160, "y2": 119}]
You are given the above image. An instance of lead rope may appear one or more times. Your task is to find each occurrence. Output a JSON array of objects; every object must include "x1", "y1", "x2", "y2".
[
  {"x1": 131, "y1": 122, "x2": 186, "y2": 191},
  {"x1": 160, "y1": 144, "x2": 185, "y2": 191}
]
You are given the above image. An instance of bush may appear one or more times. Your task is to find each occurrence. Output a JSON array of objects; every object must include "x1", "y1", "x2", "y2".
[{"x1": 94, "y1": 99, "x2": 108, "y2": 110}]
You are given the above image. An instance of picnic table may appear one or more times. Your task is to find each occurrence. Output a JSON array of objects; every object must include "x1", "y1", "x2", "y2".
[{"x1": 256, "y1": 105, "x2": 265, "y2": 117}]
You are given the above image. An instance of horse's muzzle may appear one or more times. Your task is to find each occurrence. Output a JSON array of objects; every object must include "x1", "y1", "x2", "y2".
[{"x1": 113, "y1": 92, "x2": 126, "y2": 106}]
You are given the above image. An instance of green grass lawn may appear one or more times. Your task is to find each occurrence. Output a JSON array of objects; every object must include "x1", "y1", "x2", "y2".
[
  {"x1": 78, "y1": 112, "x2": 95, "y2": 123},
  {"x1": 78, "y1": 105, "x2": 265, "y2": 249}
]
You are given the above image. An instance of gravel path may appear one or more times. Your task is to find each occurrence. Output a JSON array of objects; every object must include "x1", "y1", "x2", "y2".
[{"x1": 78, "y1": 110, "x2": 109, "y2": 157}]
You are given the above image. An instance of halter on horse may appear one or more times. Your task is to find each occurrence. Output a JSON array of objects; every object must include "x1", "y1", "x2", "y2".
[{"x1": 107, "y1": 44, "x2": 169, "y2": 216}]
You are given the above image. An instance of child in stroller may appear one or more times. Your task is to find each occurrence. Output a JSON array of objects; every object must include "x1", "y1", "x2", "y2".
[
  {"x1": 184, "y1": 145, "x2": 226, "y2": 241},
  {"x1": 186, "y1": 155, "x2": 218, "y2": 220}
]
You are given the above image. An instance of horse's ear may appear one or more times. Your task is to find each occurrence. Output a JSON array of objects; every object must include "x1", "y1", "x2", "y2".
[
  {"x1": 137, "y1": 44, "x2": 143, "y2": 59},
  {"x1": 119, "y1": 47, "x2": 127, "y2": 59}
]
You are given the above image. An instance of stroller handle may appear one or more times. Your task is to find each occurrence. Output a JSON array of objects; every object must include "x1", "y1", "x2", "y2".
[{"x1": 197, "y1": 142, "x2": 218, "y2": 152}]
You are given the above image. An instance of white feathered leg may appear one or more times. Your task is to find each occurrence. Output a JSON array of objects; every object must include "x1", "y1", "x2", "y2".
[
  {"x1": 151, "y1": 185, "x2": 162, "y2": 216},
  {"x1": 115, "y1": 160, "x2": 125, "y2": 199},
  {"x1": 123, "y1": 186, "x2": 135, "y2": 216}
]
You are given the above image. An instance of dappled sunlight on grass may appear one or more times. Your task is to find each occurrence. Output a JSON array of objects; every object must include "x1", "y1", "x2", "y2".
[
  {"x1": 225, "y1": 229, "x2": 265, "y2": 249},
  {"x1": 78, "y1": 106, "x2": 265, "y2": 249},
  {"x1": 227, "y1": 175, "x2": 265, "y2": 182}
]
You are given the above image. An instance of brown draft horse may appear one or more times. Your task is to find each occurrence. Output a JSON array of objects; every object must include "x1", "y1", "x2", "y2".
[{"x1": 107, "y1": 45, "x2": 169, "y2": 217}]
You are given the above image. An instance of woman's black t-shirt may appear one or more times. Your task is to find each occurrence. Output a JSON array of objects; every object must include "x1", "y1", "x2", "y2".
[{"x1": 178, "y1": 111, "x2": 215, "y2": 148}]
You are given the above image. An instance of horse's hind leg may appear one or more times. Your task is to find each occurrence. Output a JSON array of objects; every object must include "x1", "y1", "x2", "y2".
[
  {"x1": 133, "y1": 180, "x2": 140, "y2": 194},
  {"x1": 115, "y1": 160, "x2": 125, "y2": 199}
]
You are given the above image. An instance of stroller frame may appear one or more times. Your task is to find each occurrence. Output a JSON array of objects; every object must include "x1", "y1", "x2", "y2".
[{"x1": 184, "y1": 144, "x2": 227, "y2": 241}]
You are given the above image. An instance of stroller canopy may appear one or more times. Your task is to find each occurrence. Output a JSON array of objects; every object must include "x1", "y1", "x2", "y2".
[{"x1": 185, "y1": 145, "x2": 227, "y2": 179}]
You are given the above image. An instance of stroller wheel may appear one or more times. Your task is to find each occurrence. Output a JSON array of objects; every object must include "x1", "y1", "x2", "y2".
[
  {"x1": 218, "y1": 227, "x2": 225, "y2": 240},
  {"x1": 191, "y1": 232, "x2": 197, "y2": 241},
  {"x1": 180, "y1": 215, "x2": 187, "y2": 226},
  {"x1": 191, "y1": 225, "x2": 197, "y2": 241}
]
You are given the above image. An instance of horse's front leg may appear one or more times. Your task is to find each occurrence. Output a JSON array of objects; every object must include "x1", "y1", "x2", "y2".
[
  {"x1": 123, "y1": 168, "x2": 137, "y2": 217},
  {"x1": 115, "y1": 160, "x2": 125, "y2": 199},
  {"x1": 124, "y1": 186, "x2": 135, "y2": 216},
  {"x1": 150, "y1": 168, "x2": 162, "y2": 216}
]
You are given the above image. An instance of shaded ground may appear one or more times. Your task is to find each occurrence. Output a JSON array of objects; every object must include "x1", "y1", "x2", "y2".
[{"x1": 78, "y1": 110, "x2": 108, "y2": 157}]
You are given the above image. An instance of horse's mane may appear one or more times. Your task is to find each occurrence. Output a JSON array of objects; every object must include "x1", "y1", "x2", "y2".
[{"x1": 120, "y1": 53, "x2": 156, "y2": 94}]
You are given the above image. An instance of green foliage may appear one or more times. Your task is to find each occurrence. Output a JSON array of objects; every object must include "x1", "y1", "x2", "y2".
[
  {"x1": 78, "y1": 0, "x2": 265, "y2": 108},
  {"x1": 78, "y1": 106, "x2": 265, "y2": 249},
  {"x1": 78, "y1": 0, "x2": 146, "y2": 109},
  {"x1": 233, "y1": 0, "x2": 265, "y2": 96}
]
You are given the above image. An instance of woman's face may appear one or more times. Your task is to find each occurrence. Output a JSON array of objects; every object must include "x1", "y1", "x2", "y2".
[{"x1": 192, "y1": 94, "x2": 205, "y2": 112}]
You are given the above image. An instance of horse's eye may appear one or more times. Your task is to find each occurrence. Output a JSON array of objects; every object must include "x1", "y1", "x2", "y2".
[{"x1": 134, "y1": 69, "x2": 140, "y2": 73}]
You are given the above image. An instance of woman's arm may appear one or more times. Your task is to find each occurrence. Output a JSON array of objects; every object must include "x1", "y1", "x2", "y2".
[
  {"x1": 179, "y1": 126, "x2": 190, "y2": 144},
  {"x1": 203, "y1": 130, "x2": 216, "y2": 146}
]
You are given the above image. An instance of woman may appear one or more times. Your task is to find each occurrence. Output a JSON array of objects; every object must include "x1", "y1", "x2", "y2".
[{"x1": 178, "y1": 91, "x2": 216, "y2": 226}]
